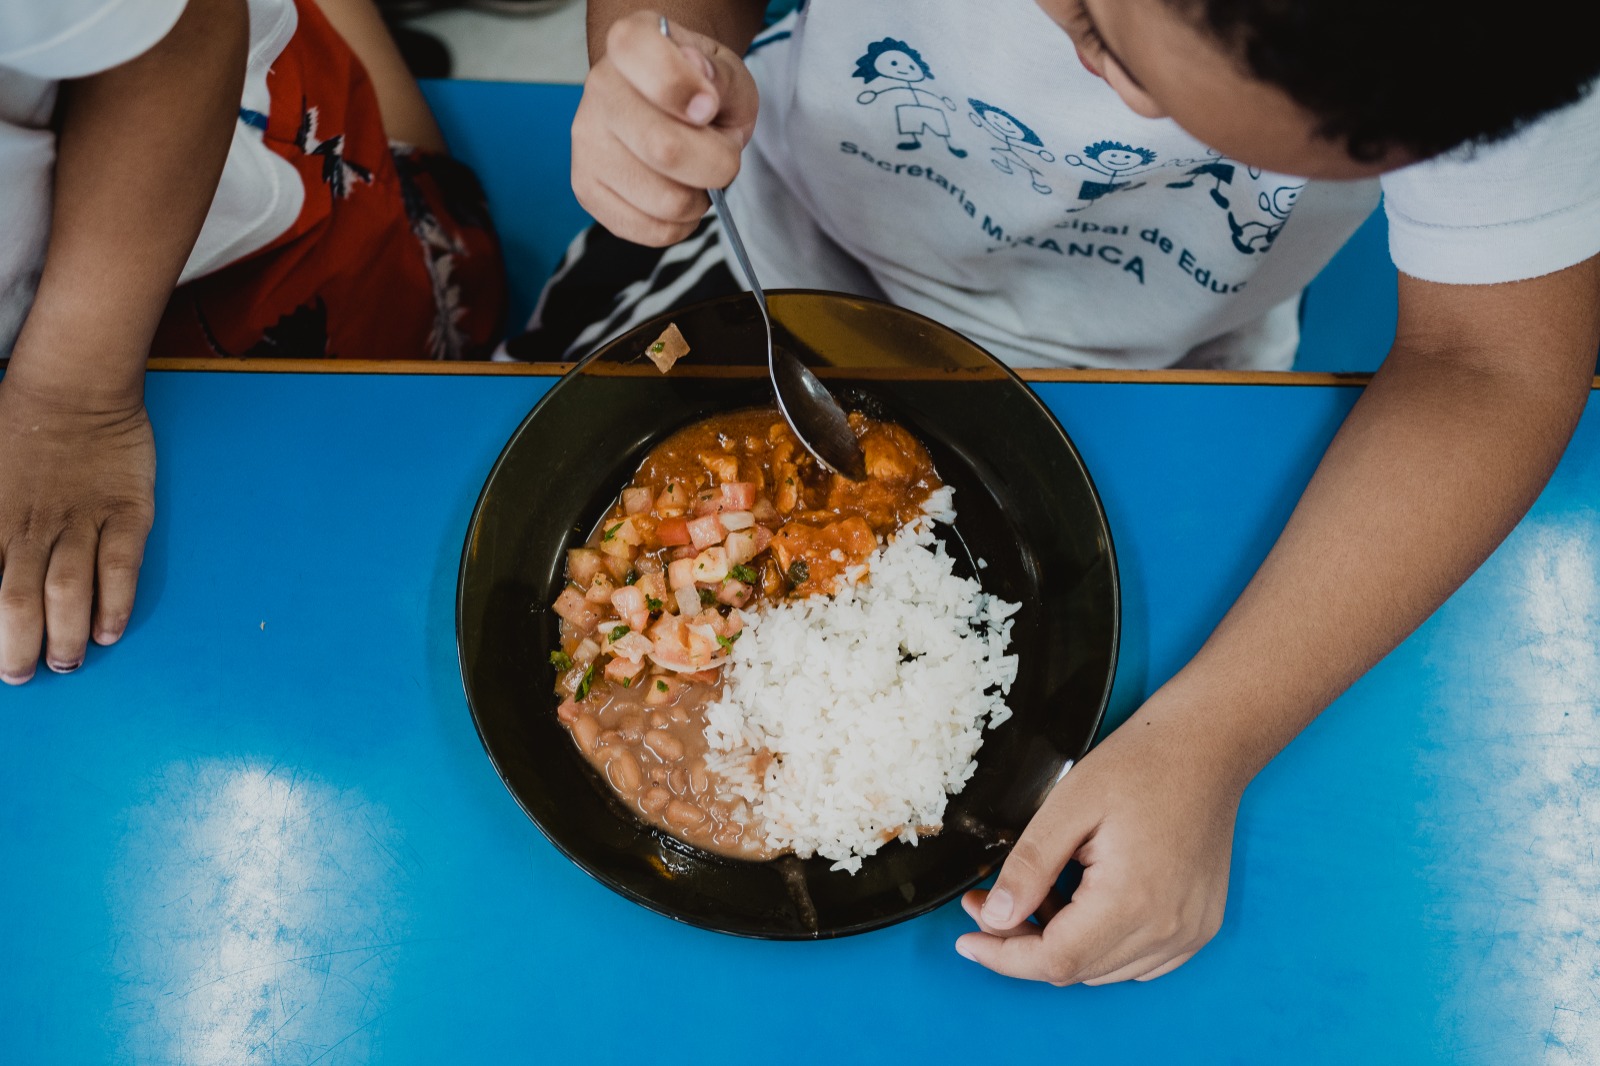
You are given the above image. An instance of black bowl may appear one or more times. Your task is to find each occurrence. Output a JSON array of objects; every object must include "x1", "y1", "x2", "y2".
[{"x1": 457, "y1": 291, "x2": 1118, "y2": 939}]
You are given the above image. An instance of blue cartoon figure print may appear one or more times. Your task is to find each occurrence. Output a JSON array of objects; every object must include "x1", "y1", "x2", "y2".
[
  {"x1": 1228, "y1": 183, "x2": 1302, "y2": 253},
  {"x1": 853, "y1": 39, "x2": 968, "y2": 158},
  {"x1": 968, "y1": 98, "x2": 1055, "y2": 193},
  {"x1": 1059, "y1": 140, "x2": 1158, "y2": 213},
  {"x1": 1166, "y1": 152, "x2": 1236, "y2": 208}
]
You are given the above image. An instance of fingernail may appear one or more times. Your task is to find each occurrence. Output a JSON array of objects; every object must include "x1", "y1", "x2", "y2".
[
  {"x1": 982, "y1": 888, "x2": 1014, "y2": 924},
  {"x1": 954, "y1": 939, "x2": 977, "y2": 961},
  {"x1": 47, "y1": 660, "x2": 83, "y2": 675},
  {"x1": 686, "y1": 92, "x2": 716, "y2": 124},
  {"x1": 1, "y1": 670, "x2": 34, "y2": 686},
  {"x1": 94, "y1": 628, "x2": 123, "y2": 646}
]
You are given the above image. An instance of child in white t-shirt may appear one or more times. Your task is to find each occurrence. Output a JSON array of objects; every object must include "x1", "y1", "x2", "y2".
[{"x1": 542, "y1": 0, "x2": 1600, "y2": 986}]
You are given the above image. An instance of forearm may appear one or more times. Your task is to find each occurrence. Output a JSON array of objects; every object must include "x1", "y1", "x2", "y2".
[
  {"x1": 587, "y1": 0, "x2": 767, "y2": 62},
  {"x1": 6, "y1": 0, "x2": 247, "y2": 405},
  {"x1": 1150, "y1": 261, "x2": 1600, "y2": 786}
]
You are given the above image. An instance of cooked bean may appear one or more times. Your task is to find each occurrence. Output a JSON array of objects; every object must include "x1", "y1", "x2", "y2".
[
  {"x1": 647, "y1": 767, "x2": 668, "y2": 787},
  {"x1": 606, "y1": 750, "x2": 643, "y2": 792},
  {"x1": 644, "y1": 730, "x2": 686, "y2": 761},
  {"x1": 618, "y1": 714, "x2": 645, "y2": 742},
  {"x1": 667, "y1": 705, "x2": 692, "y2": 725},
  {"x1": 690, "y1": 765, "x2": 710, "y2": 795},
  {"x1": 669, "y1": 768, "x2": 689, "y2": 795},
  {"x1": 665, "y1": 800, "x2": 706, "y2": 828},
  {"x1": 648, "y1": 711, "x2": 670, "y2": 731},
  {"x1": 597, "y1": 730, "x2": 622, "y2": 748},
  {"x1": 573, "y1": 714, "x2": 600, "y2": 754},
  {"x1": 640, "y1": 787, "x2": 672, "y2": 814}
]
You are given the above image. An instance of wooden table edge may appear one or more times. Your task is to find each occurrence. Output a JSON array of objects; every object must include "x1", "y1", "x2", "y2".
[{"x1": 4, "y1": 358, "x2": 1595, "y2": 389}]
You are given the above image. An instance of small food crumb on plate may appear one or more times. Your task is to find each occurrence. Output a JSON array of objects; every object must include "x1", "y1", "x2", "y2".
[{"x1": 645, "y1": 323, "x2": 689, "y2": 372}]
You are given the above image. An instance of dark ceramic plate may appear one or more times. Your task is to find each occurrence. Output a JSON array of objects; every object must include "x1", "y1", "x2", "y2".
[{"x1": 457, "y1": 291, "x2": 1118, "y2": 939}]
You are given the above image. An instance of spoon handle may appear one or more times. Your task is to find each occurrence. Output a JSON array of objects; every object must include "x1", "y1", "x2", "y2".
[{"x1": 707, "y1": 187, "x2": 767, "y2": 317}]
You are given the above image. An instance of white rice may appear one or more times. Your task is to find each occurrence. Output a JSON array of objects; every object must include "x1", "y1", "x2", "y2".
[{"x1": 702, "y1": 486, "x2": 1020, "y2": 873}]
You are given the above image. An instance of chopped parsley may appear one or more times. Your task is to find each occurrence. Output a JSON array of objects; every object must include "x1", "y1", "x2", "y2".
[
  {"x1": 575, "y1": 662, "x2": 596, "y2": 701},
  {"x1": 649, "y1": 340, "x2": 665, "y2": 354},
  {"x1": 698, "y1": 587, "x2": 717, "y2": 607},
  {"x1": 716, "y1": 632, "x2": 741, "y2": 650},
  {"x1": 645, "y1": 595, "x2": 663, "y2": 612},
  {"x1": 655, "y1": 680, "x2": 668, "y2": 693},
  {"x1": 788, "y1": 560, "x2": 810, "y2": 585},
  {"x1": 729, "y1": 563, "x2": 758, "y2": 584},
  {"x1": 622, "y1": 676, "x2": 633, "y2": 689},
  {"x1": 609, "y1": 624, "x2": 630, "y2": 641},
  {"x1": 602, "y1": 522, "x2": 623, "y2": 542},
  {"x1": 548, "y1": 649, "x2": 573, "y2": 671}
]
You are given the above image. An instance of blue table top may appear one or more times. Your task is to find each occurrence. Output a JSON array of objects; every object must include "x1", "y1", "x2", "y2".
[{"x1": 4, "y1": 369, "x2": 1597, "y2": 1064}]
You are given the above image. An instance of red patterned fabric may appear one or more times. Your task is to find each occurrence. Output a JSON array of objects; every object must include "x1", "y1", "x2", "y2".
[{"x1": 154, "y1": 0, "x2": 506, "y2": 360}]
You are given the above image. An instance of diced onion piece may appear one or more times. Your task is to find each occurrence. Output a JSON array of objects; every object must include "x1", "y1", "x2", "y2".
[
  {"x1": 554, "y1": 588, "x2": 600, "y2": 633},
  {"x1": 675, "y1": 585, "x2": 702, "y2": 618},
  {"x1": 692, "y1": 546, "x2": 730, "y2": 584},
  {"x1": 584, "y1": 572, "x2": 615, "y2": 605},
  {"x1": 752, "y1": 525, "x2": 774, "y2": 554},
  {"x1": 621, "y1": 487, "x2": 654, "y2": 516},
  {"x1": 572, "y1": 638, "x2": 601, "y2": 665},
  {"x1": 567, "y1": 548, "x2": 605, "y2": 586},
  {"x1": 606, "y1": 518, "x2": 642, "y2": 547},
  {"x1": 604, "y1": 656, "x2": 646, "y2": 684},
  {"x1": 719, "y1": 510, "x2": 754, "y2": 531},
  {"x1": 611, "y1": 585, "x2": 648, "y2": 626},
  {"x1": 602, "y1": 552, "x2": 633, "y2": 580},
  {"x1": 717, "y1": 579, "x2": 752, "y2": 607},
  {"x1": 687, "y1": 514, "x2": 726, "y2": 550},
  {"x1": 751, "y1": 497, "x2": 779, "y2": 524},
  {"x1": 600, "y1": 536, "x2": 633, "y2": 562},
  {"x1": 692, "y1": 490, "x2": 723, "y2": 517},
  {"x1": 636, "y1": 571, "x2": 668, "y2": 605},
  {"x1": 667, "y1": 558, "x2": 697, "y2": 591},
  {"x1": 724, "y1": 529, "x2": 757, "y2": 566},
  {"x1": 655, "y1": 482, "x2": 689, "y2": 515},
  {"x1": 720, "y1": 482, "x2": 756, "y2": 510},
  {"x1": 611, "y1": 632, "x2": 655, "y2": 662}
]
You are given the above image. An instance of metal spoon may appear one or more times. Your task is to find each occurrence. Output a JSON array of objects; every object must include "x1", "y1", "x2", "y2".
[{"x1": 660, "y1": 17, "x2": 867, "y2": 481}]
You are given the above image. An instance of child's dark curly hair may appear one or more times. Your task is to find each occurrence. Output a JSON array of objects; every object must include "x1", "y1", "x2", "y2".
[{"x1": 1169, "y1": 0, "x2": 1600, "y2": 162}]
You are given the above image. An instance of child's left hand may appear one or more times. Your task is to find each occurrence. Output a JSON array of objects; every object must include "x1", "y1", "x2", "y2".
[
  {"x1": 955, "y1": 692, "x2": 1244, "y2": 985},
  {"x1": 0, "y1": 377, "x2": 155, "y2": 683}
]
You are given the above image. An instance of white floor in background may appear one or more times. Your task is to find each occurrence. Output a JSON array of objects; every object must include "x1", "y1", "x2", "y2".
[{"x1": 410, "y1": 1, "x2": 590, "y2": 84}]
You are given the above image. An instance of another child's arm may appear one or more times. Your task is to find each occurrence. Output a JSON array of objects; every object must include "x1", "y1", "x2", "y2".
[
  {"x1": 957, "y1": 253, "x2": 1600, "y2": 984},
  {"x1": 0, "y1": 0, "x2": 246, "y2": 682},
  {"x1": 572, "y1": 2, "x2": 766, "y2": 247}
]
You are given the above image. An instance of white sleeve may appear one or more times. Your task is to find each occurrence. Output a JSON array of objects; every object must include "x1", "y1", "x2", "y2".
[
  {"x1": 0, "y1": 0, "x2": 188, "y2": 79},
  {"x1": 1379, "y1": 82, "x2": 1600, "y2": 285}
]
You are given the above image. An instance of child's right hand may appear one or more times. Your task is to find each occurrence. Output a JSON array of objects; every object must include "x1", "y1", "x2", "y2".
[
  {"x1": 0, "y1": 377, "x2": 155, "y2": 683},
  {"x1": 572, "y1": 11, "x2": 759, "y2": 247}
]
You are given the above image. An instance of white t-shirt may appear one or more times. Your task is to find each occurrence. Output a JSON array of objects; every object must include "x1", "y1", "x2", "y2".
[
  {"x1": 0, "y1": 0, "x2": 303, "y2": 356},
  {"x1": 724, "y1": 2, "x2": 1600, "y2": 369}
]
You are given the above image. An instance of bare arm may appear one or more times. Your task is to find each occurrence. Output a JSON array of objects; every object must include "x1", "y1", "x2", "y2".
[
  {"x1": 0, "y1": 0, "x2": 246, "y2": 682},
  {"x1": 960, "y1": 253, "x2": 1600, "y2": 984}
]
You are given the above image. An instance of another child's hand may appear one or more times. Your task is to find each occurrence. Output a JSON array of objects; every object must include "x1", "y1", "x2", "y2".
[
  {"x1": 955, "y1": 699, "x2": 1243, "y2": 985},
  {"x1": 572, "y1": 11, "x2": 759, "y2": 246},
  {"x1": 0, "y1": 377, "x2": 155, "y2": 683}
]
